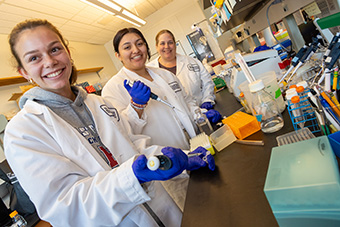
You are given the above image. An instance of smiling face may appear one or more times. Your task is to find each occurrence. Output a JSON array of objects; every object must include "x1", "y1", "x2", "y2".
[
  {"x1": 15, "y1": 26, "x2": 73, "y2": 97},
  {"x1": 156, "y1": 32, "x2": 176, "y2": 62},
  {"x1": 117, "y1": 32, "x2": 148, "y2": 73}
]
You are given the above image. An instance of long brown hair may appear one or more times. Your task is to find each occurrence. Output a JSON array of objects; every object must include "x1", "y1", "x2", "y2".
[{"x1": 9, "y1": 19, "x2": 78, "y2": 85}]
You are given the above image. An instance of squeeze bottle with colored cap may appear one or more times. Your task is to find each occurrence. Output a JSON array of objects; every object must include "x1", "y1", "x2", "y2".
[
  {"x1": 10, "y1": 210, "x2": 27, "y2": 227},
  {"x1": 249, "y1": 80, "x2": 284, "y2": 133},
  {"x1": 239, "y1": 92, "x2": 251, "y2": 113}
]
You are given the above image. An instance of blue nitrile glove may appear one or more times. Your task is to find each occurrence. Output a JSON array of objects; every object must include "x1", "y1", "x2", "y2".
[
  {"x1": 132, "y1": 147, "x2": 188, "y2": 184},
  {"x1": 187, "y1": 146, "x2": 215, "y2": 171},
  {"x1": 124, "y1": 80, "x2": 151, "y2": 105},
  {"x1": 200, "y1": 102, "x2": 213, "y2": 110},
  {"x1": 204, "y1": 109, "x2": 222, "y2": 123}
]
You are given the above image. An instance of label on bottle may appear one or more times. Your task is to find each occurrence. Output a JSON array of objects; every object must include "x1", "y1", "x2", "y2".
[{"x1": 255, "y1": 114, "x2": 262, "y2": 122}]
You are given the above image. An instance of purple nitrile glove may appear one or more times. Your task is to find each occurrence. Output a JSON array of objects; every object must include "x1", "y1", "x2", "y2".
[
  {"x1": 200, "y1": 102, "x2": 214, "y2": 110},
  {"x1": 132, "y1": 147, "x2": 188, "y2": 184},
  {"x1": 124, "y1": 80, "x2": 151, "y2": 105},
  {"x1": 204, "y1": 109, "x2": 222, "y2": 123},
  {"x1": 187, "y1": 146, "x2": 215, "y2": 171}
]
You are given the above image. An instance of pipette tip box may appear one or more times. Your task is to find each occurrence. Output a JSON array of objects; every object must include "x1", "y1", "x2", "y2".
[
  {"x1": 264, "y1": 136, "x2": 340, "y2": 226},
  {"x1": 222, "y1": 111, "x2": 261, "y2": 139},
  {"x1": 190, "y1": 132, "x2": 215, "y2": 155}
]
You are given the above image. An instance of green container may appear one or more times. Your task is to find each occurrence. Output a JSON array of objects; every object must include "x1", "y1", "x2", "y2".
[
  {"x1": 316, "y1": 12, "x2": 340, "y2": 29},
  {"x1": 212, "y1": 77, "x2": 226, "y2": 89}
]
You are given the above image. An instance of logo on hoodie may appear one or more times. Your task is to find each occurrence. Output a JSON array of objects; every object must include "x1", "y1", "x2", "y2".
[{"x1": 100, "y1": 105, "x2": 120, "y2": 121}]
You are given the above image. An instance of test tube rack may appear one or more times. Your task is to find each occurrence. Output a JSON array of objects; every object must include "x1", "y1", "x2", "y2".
[{"x1": 286, "y1": 89, "x2": 321, "y2": 134}]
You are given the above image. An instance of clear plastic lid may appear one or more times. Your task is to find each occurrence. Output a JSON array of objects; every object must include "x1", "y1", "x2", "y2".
[
  {"x1": 297, "y1": 81, "x2": 308, "y2": 88},
  {"x1": 286, "y1": 90, "x2": 298, "y2": 100}
]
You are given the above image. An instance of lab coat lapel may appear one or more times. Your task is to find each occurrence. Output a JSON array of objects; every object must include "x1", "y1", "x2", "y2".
[
  {"x1": 148, "y1": 68, "x2": 196, "y2": 138},
  {"x1": 176, "y1": 54, "x2": 185, "y2": 76}
]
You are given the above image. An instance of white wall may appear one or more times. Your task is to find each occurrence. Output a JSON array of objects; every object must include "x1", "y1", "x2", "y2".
[
  {"x1": 104, "y1": 0, "x2": 224, "y2": 70},
  {"x1": 0, "y1": 34, "x2": 117, "y2": 117}
]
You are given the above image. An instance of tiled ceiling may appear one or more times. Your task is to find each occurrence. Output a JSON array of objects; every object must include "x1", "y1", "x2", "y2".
[{"x1": 0, "y1": 0, "x2": 173, "y2": 44}]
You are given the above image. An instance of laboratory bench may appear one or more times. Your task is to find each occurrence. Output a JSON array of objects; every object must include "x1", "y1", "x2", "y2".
[{"x1": 182, "y1": 88, "x2": 303, "y2": 227}]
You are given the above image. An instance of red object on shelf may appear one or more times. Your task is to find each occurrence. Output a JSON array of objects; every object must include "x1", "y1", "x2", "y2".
[
  {"x1": 211, "y1": 59, "x2": 226, "y2": 67},
  {"x1": 278, "y1": 58, "x2": 291, "y2": 69},
  {"x1": 85, "y1": 85, "x2": 96, "y2": 93}
]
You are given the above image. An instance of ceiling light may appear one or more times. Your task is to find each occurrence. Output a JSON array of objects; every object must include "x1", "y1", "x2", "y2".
[
  {"x1": 97, "y1": 0, "x2": 121, "y2": 12},
  {"x1": 116, "y1": 15, "x2": 141, "y2": 27},
  {"x1": 80, "y1": 0, "x2": 146, "y2": 27},
  {"x1": 122, "y1": 10, "x2": 146, "y2": 25},
  {"x1": 80, "y1": 0, "x2": 115, "y2": 15}
]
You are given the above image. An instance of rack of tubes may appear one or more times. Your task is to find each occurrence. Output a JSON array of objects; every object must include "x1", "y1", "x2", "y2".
[{"x1": 286, "y1": 88, "x2": 321, "y2": 134}]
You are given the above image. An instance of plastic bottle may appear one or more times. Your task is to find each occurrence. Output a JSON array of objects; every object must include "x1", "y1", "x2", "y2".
[
  {"x1": 10, "y1": 210, "x2": 27, "y2": 227},
  {"x1": 239, "y1": 92, "x2": 251, "y2": 113},
  {"x1": 286, "y1": 91, "x2": 304, "y2": 129},
  {"x1": 249, "y1": 80, "x2": 284, "y2": 133},
  {"x1": 194, "y1": 109, "x2": 213, "y2": 135}
]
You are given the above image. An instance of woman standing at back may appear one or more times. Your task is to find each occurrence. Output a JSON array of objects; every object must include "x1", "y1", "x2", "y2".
[{"x1": 148, "y1": 29, "x2": 217, "y2": 110}]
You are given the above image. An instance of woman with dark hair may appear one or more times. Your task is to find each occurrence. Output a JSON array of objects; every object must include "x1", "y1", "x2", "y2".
[
  {"x1": 4, "y1": 19, "x2": 212, "y2": 226},
  {"x1": 148, "y1": 29, "x2": 217, "y2": 110},
  {"x1": 102, "y1": 27, "x2": 216, "y2": 211}
]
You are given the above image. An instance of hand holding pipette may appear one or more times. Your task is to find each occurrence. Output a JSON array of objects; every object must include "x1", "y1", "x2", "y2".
[
  {"x1": 124, "y1": 79, "x2": 176, "y2": 109},
  {"x1": 124, "y1": 80, "x2": 150, "y2": 105},
  {"x1": 134, "y1": 147, "x2": 188, "y2": 183},
  {"x1": 147, "y1": 146, "x2": 215, "y2": 171},
  {"x1": 187, "y1": 146, "x2": 215, "y2": 171}
]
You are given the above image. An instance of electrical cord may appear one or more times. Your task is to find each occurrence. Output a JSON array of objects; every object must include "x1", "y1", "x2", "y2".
[{"x1": 266, "y1": 0, "x2": 293, "y2": 55}]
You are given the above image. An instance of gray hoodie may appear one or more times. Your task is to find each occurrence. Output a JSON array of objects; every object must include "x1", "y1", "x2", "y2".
[{"x1": 19, "y1": 86, "x2": 118, "y2": 168}]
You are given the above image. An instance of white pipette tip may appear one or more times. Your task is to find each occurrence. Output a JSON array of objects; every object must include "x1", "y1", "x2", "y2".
[{"x1": 157, "y1": 98, "x2": 175, "y2": 109}]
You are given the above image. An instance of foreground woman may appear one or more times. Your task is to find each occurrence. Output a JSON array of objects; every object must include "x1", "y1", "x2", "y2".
[{"x1": 4, "y1": 19, "x2": 213, "y2": 227}]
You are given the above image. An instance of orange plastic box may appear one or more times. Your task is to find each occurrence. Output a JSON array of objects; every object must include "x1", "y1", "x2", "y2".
[{"x1": 222, "y1": 111, "x2": 261, "y2": 139}]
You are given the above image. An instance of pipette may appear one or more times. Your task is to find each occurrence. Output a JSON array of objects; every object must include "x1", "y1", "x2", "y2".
[
  {"x1": 278, "y1": 45, "x2": 307, "y2": 84},
  {"x1": 147, "y1": 152, "x2": 209, "y2": 171},
  {"x1": 127, "y1": 80, "x2": 175, "y2": 109},
  {"x1": 323, "y1": 32, "x2": 340, "y2": 60},
  {"x1": 318, "y1": 40, "x2": 340, "y2": 88},
  {"x1": 287, "y1": 42, "x2": 321, "y2": 83}
]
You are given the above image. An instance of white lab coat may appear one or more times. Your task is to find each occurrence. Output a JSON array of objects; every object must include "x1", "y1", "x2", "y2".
[
  {"x1": 148, "y1": 54, "x2": 215, "y2": 106},
  {"x1": 102, "y1": 66, "x2": 199, "y2": 150},
  {"x1": 4, "y1": 94, "x2": 182, "y2": 227},
  {"x1": 102, "y1": 66, "x2": 200, "y2": 211}
]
